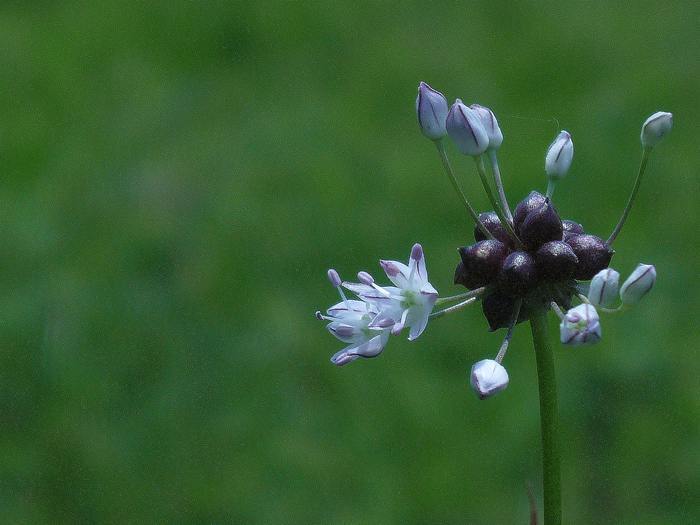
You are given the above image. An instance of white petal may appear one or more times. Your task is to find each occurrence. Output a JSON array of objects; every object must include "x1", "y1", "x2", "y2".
[
  {"x1": 380, "y1": 260, "x2": 411, "y2": 288},
  {"x1": 330, "y1": 349, "x2": 359, "y2": 366}
]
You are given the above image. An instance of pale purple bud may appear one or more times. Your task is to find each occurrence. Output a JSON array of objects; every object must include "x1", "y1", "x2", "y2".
[
  {"x1": 357, "y1": 271, "x2": 374, "y2": 285},
  {"x1": 641, "y1": 112, "x2": 672, "y2": 149},
  {"x1": 619, "y1": 263, "x2": 656, "y2": 304},
  {"x1": 327, "y1": 268, "x2": 341, "y2": 287},
  {"x1": 588, "y1": 268, "x2": 620, "y2": 307},
  {"x1": 470, "y1": 104, "x2": 503, "y2": 150},
  {"x1": 411, "y1": 243, "x2": 423, "y2": 261},
  {"x1": 560, "y1": 304, "x2": 601, "y2": 346},
  {"x1": 470, "y1": 359, "x2": 509, "y2": 399},
  {"x1": 545, "y1": 131, "x2": 574, "y2": 179},
  {"x1": 416, "y1": 81, "x2": 449, "y2": 140},
  {"x1": 446, "y1": 99, "x2": 489, "y2": 156}
]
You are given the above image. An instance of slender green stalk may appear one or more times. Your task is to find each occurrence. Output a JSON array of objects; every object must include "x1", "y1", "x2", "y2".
[
  {"x1": 434, "y1": 140, "x2": 494, "y2": 240},
  {"x1": 428, "y1": 296, "x2": 478, "y2": 319},
  {"x1": 475, "y1": 156, "x2": 524, "y2": 249},
  {"x1": 546, "y1": 179, "x2": 556, "y2": 199},
  {"x1": 530, "y1": 310, "x2": 561, "y2": 525},
  {"x1": 607, "y1": 148, "x2": 650, "y2": 245},
  {"x1": 435, "y1": 286, "x2": 487, "y2": 306},
  {"x1": 487, "y1": 150, "x2": 514, "y2": 223}
]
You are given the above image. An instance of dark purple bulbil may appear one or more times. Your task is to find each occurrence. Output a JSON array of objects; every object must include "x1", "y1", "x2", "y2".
[
  {"x1": 474, "y1": 211, "x2": 514, "y2": 247},
  {"x1": 498, "y1": 251, "x2": 537, "y2": 296},
  {"x1": 536, "y1": 241, "x2": 578, "y2": 281},
  {"x1": 455, "y1": 192, "x2": 614, "y2": 330},
  {"x1": 456, "y1": 240, "x2": 509, "y2": 289},
  {"x1": 519, "y1": 199, "x2": 563, "y2": 250},
  {"x1": 565, "y1": 234, "x2": 615, "y2": 280},
  {"x1": 513, "y1": 191, "x2": 547, "y2": 233}
]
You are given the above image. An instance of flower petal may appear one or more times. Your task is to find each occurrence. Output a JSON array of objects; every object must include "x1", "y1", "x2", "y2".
[{"x1": 380, "y1": 260, "x2": 411, "y2": 288}]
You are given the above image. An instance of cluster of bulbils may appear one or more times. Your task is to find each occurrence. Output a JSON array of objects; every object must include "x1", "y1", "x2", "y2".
[{"x1": 316, "y1": 80, "x2": 672, "y2": 400}]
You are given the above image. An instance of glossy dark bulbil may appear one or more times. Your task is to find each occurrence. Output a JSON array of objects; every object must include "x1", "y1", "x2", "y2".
[
  {"x1": 536, "y1": 241, "x2": 579, "y2": 281},
  {"x1": 513, "y1": 191, "x2": 547, "y2": 234},
  {"x1": 474, "y1": 211, "x2": 514, "y2": 247},
  {"x1": 454, "y1": 191, "x2": 612, "y2": 331},
  {"x1": 519, "y1": 198, "x2": 563, "y2": 250},
  {"x1": 498, "y1": 251, "x2": 537, "y2": 296},
  {"x1": 565, "y1": 234, "x2": 615, "y2": 280},
  {"x1": 482, "y1": 291, "x2": 517, "y2": 331},
  {"x1": 456, "y1": 240, "x2": 509, "y2": 289}
]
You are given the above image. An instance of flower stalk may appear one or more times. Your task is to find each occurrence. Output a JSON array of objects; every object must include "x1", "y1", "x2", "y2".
[
  {"x1": 607, "y1": 148, "x2": 650, "y2": 245},
  {"x1": 530, "y1": 310, "x2": 562, "y2": 525}
]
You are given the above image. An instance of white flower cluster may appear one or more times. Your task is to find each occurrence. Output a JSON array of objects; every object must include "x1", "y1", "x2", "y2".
[{"x1": 316, "y1": 244, "x2": 438, "y2": 366}]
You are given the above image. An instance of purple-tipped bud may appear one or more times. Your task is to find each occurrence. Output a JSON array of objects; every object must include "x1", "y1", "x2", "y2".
[
  {"x1": 498, "y1": 251, "x2": 538, "y2": 296},
  {"x1": 456, "y1": 240, "x2": 509, "y2": 289},
  {"x1": 560, "y1": 304, "x2": 601, "y2": 346},
  {"x1": 470, "y1": 104, "x2": 503, "y2": 150},
  {"x1": 473, "y1": 211, "x2": 513, "y2": 247},
  {"x1": 446, "y1": 99, "x2": 489, "y2": 156},
  {"x1": 327, "y1": 269, "x2": 342, "y2": 287},
  {"x1": 470, "y1": 359, "x2": 509, "y2": 399},
  {"x1": 619, "y1": 263, "x2": 656, "y2": 304},
  {"x1": 545, "y1": 131, "x2": 574, "y2": 179},
  {"x1": 482, "y1": 291, "x2": 516, "y2": 331},
  {"x1": 562, "y1": 219, "x2": 585, "y2": 240},
  {"x1": 588, "y1": 268, "x2": 620, "y2": 307},
  {"x1": 357, "y1": 271, "x2": 374, "y2": 285},
  {"x1": 565, "y1": 234, "x2": 614, "y2": 280},
  {"x1": 519, "y1": 199, "x2": 563, "y2": 251},
  {"x1": 411, "y1": 243, "x2": 423, "y2": 261},
  {"x1": 641, "y1": 111, "x2": 672, "y2": 149},
  {"x1": 416, "y1": 82, "x2": 449, "y2": 140},
  {"x1": 513, "y1": 191, "x2": 547, "y2": 233},
  {"x1": 536, "y1": 241, "x2": 579, "y2": 282}
]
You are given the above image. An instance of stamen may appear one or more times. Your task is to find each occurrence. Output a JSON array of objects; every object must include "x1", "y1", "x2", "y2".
[{"x1": 357, "y1": 271, "x2": 374, "y2": 285}]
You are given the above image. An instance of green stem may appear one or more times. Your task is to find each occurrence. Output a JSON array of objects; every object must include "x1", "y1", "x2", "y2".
[
  {"x1": 546, "y1": 179, "x2": 556, "y2": 199},
  {"x1": 487, "y1": 150, "x2": 514, "y2": 223},
  {"x1": 434, "y1": 140, "x2": 494, "y2": 240},
  {"x1": 475, "y1": 156, "x2": 524, "y2": 249},
  {"x1": 607, "y1": 148, "x2": 650, "y2": 245},
  {"x1": 435, "y1": 286, "x2": 487, "y2": 306},
  {"x1": 530, "y1": 310, "x2": 562, "y2": 525}
]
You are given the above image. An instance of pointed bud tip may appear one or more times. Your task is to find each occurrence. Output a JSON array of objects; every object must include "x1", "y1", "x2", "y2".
[{"x1": 641, "y1": 111, "x2": 673, "y2": 148}]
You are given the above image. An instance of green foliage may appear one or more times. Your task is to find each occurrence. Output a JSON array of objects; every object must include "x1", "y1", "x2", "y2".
[{"x1": 0, "y1": 1, "x2": 698, "y2": 523}]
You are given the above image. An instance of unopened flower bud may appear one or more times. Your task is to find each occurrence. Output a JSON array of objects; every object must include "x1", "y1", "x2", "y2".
[
  {"x1": 513, "y1": 191, "x2": 547, "y2": 233},
  {"x1": 456, "y1": 240, "x2": 509, "y2": 289},
  {"x1": 545, "y1": 131, "x2": 574, "y2": 179},
  {"x1": 498, "y1": 251, "x2": 538, "y2": 296},
  {"x1": 640, "y1": 112, "x2": 672, "y2": 149},
  {"x1": 416, "y1": 82, "x2": 449, "y2": 140},
  {"x1": 536, "y1": 240, "x2": 579, "y2": 281},
  {"x1": 619, "y1": 263, "x2": 656, "y2": 304},
  {"x1": 560, "y1": 304, "x2": 601, "y2": 346},
  {"x1": 470, "y1": 359, "x2": 509, "y2": 399},
  {"x1": 588, "y1": 268, "x2": 620, "y2": 307},
  {"x1": 446, "y1": 99, "x2": 489, "y2": 156},
  {"x1": 565, "y1": 234, "x2": 614, "y2": 280},
  {"x1": 519, "y1": 199, "x2": 563, "y2": 251},
  {"x1": 470, "y1": 104, "x2": 503, "y2": 150}
]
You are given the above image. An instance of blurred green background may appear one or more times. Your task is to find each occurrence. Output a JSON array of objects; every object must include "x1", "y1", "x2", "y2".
[{"x1": 0, "y1": 1, "x2": 698, "y2": 523}]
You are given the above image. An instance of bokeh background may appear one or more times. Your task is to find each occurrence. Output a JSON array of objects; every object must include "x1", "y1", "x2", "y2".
[{"x1": 0, "y1": 1, "x2": 698, "y2": 523}]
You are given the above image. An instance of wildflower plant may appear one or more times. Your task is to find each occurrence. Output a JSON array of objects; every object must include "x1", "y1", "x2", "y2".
[{"x1": 316, "y1": 80, "x2": 672, "y2": 524}]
